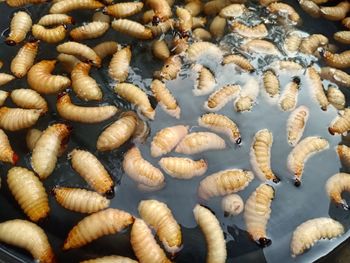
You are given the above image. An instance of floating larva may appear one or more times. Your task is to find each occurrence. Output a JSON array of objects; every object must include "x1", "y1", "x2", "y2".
[
  {"x1": 146, "y1": 0, "x2": 172, "y2": 23},
  {"x1": 184, "y1": 0, "x2": 203, "y2": 16},
  {"x1": 244, "y1": 184, "x2": 274, "y2": 247},
  {"x1": 123, "y1": 146, "x2": 165, "y2": 190},
  {"x1": 7, "y1": 167, "x2": 49, "y2": 222},
  {"x1": 342, "y1": 17, "x2": 350, "y2": 29},
  {"x1": 6, "y1": 11, "x2": 32, "y2": 46},
  {"x1": 306, "y1": 66, "x2": 329, "y2": 111},
  {"x1": 219, "y1": 3, "x2": 246, "y2": 18},
  {"x1": 32, "y1": 24, "x2": 67, "y2": 43},
  {"x1": 108, "y1": 46, "x2": 131, "y2": 83},
  {"x1": 0, "y1": 73, "x2": 15, "y2": 86},
  {"x1": 138, "y1": 200, "x2": 182, "y2": 254},
  {"x1": 334, "y1": 31, "x2": 350, "y2": 44},
  {"x1": 241, "y1": 39, "x2": 281, "y2": 56},
  {"x1": 322, "y1": 49, "x2": 350, "y2": 69},
  {"x1": 337, "y1": 145, "x2": 350, "y2": 167},
  {"x1": 263, "y1": 70, "x2": 280, "y2": 98},
  {"x1": 234, "y1": 78, "x2": 259, "y2": 112},
  {"x1": 231, "y1": 21, "x2": 268, "y2": 39},
  {"x1": 81, "y1": 255, "x2": 137, "y2": 263},
  {"x1": 97, "y1": 113, "x2": 137, "y2": 151},
  {"x1": 327, "y1": 85, "x2": 345, "y2": 110},
  {"x1": 287, "y1": 106, "x2": 309, "y2": 146},
  {"x1": 299, "y1": 34, "x2": 328, "y2": 55},
  {"x1": 209, "y1": 16, "x2": 226, "y2": 39},
  {"x1": 151, "y1": 79, "x2": 180, "y2": 119},
  {"x1": 130, "y1": 218, "x2": 171, "y2": 263},
  {"x1": 11, "y1": 40, "x2": 39, "y2": 78},
  {"x1": 287, "y1": 136, "x2": 329, "y2": 186},
  {"x1": 222, "y1": 54, "x2": 254, "y2": 72},
  {"x1": 204, "y1": 84, "x2": 241, "y2": 111},
  {"x1": 27, "y1": 60, "x2": 71, "y2": 94},
  {"x1": 193, "y1": 204, "x2": 227, "y2": 263},
  {"x1": 70, "y1": 149, "x2": 114, "y2": 197},
  {"x1": 148, "y1": 19, "x2": 175, "y2": 37},
  {"x1": 176, "y1": 7, "x2": 192, "y2": 34},
  {"x1": 57, "y1": 53, "x2": 81, "y2": 73},
  {"x1": 11, "y1": 89, "x2": 48, "y2": 113},
  {"x1": 57, "y1": 41, "x2": 101, "y2": 68},
  {"x1": 26, "y1": 128, "x2": 42, "y2": 151},
  {"x1": 284, "y1": 31, "x2": 302, "y2": 54},
  {"x1": 63, "y1": 208, "x2": 134, "y2": 250},
  {"x1": 0, "y1": 129, "x2": 17, "y2": 164},
  {"x1": 329, "y1": 108, "x2": 350, "y2": 135},
  {"x1": 193, "y1": 28, "x2": 212, "y2": 41},
  {"x1": 50, "y1": 0, "x2": 104, "y2": 14},
  {"x1": 267, "y1": 2, "x2": 301, "y2": 25},
  {"x1": 70, "y1": 21, "x2": 109, "y2": 41},
  {"x1": 204, "y1": 0, "x2": 232, "y2": 16},
  {"x1": 0, "y1": 107, "x2": 41, "y2": 131},
  {"x1": 92, "y1": 11, "x2": 110, "y2": 23},
  {"x1": 279, "y1": 77, "x2": 300, "y2": 112},
  {"x1": 53, "y1": 187, "x2": 110, "y2": 213},
  {"x1": 320, "y1": 1, "x2": 350, "y2": 21},
  {"x1": 93, "y1": 41, "x2": 119, "y2": 60},
  {"x1": 299, "y1": 0, "x2": 321, "y2": 18},
  {"x1": 325, "y1": 173, "x2": 350, "y2": 209},
  {"x1": 221, "y1": 194, "x2": 244, "y2": 216},
  {"x1": 155, "y1": 55, "x2": 182, "y2": 81},
  {"x1": 186, "y1": 41, "x2": 223, "y2": 62},
  {"x1": 271, "y1": 60, "x2": 303, "y2": 73},
  {"x1": 192, "y1": 64, "x2": 216, "y2": 96},
  {"x1": 72, "y1": 62, "x2": 102, "y2": 101},
  {"x1": 114, "y1": 83, "x2": 155, "y2": 120},
  {"x1": 291, "y1": 218, "x2": 344, "y2": 257},
  {"x1": 198, "y1": 169, "x2": 254, "y2": 200},
  {"x1": 0, "y1": 91, "x2": 9, "y2": 106},
  {"x1": 0, "y1": 219, "x2": 55, "y2": 263},
  {"x1": 159, "y1": 157, "x2": 207, "y2": 179},
  {"x1": 192, "y1": 16, "x2": 207, "y2": 29},
  {"x1": 320, "y1": 67, "x2": 350, "y2": 88},
  {"x1": 103, "y1": 2, "x2": 144, "y2": 18},
  {"x1": 152, "y1": 40, "x2": 170, "y2": 60},
  {"x1": 111, "y1": 19, "x2": 153, "y2": 40},
  {"x1": 32, "y1": 123, "x2": 70, "y2": 179},
  {"x1": 5, "y1": 0, "x2": 46, "y2": 7},
  {"x1": 38, "y1": 14, "x2": 74, "y2": 26}
]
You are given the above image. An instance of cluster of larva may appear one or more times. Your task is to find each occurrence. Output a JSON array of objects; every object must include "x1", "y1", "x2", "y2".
[{"x1": 0, "y1": 0, "x2": 350, "y2": 262}]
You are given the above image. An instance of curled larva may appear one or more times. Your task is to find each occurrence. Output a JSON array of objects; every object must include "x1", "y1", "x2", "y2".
[
  {"x1": 222, "y1": 54, "x2": 254, "y2": 72},
  {"x1": 186, "y1": 41, "x2": 223, "y2": 62},
  {"x1": 64, "y1": 208, "x2": 134, "y2": 250},
  {"x1": 221, "y1": 194, "x2": 244, "y2": 216},
  {"x1": 7, "y1": 167, "x2": 49, "y2": 222},
  {"x1": 241, "y1": 39, "x2": 281, "y2": 55},
  {"x1": 0, "y1": 90, "x2": 9, "y2": 106},
  {"x1": 322, "y1": 49, "x2": 350, "y2": 69},
  {"x1": 176, "y1": 7, "x2": 192, "y2": 34},
  {"x1": 198, "y1": 169, "x2": 254, "y2": 200},
  {"x1": 96, "y1": 113, "x2": 137, "y2": 151},
  {"x1": 11, "y1": 89, "x2": 48, "y2": 113},
  {"x1": 70, "y1": 149, "x2": 114, "y2": 197},
  {"x1": 146, "y1": 0, "x2": 172, "y2": 23},
  {"x1": 0, "y1": 107, "x2": 41, "y2": 131},
  {"x1": 234, "y1": 78, "x2": 259, "y2": 112},
  {"x1": 192, "y1": 64, "x2": 216, "y2": 96},
  {"x1": 81, "y1": 255, "x2": 137, "y2": 263},
  {"x1": 320, "y1": 67, "x2": 350, "y2": 88},
  {"x1": 287, "y1": 136, "x2": 329, "y2": 186},
  {"x1": 184, "y1": 0, "x2": 203, "y2": 16},
  {"x1": 329, "y1": 108, "x2": 350, "y2": 135},
  {"x1": 6, "y1": 11, "x2": 32, "y2": 46},
  {"x1": 27, "y1": 60, "x2": 71, "y2": 94},
  {"x1": 287, "y1": 106, "x2": 309, "y2": 146},
  {"x1": 32, "y1": 123, "x2": 70, "y2": 179},
  {"x1": 204, "y1": 0, "x2": 232, "y2": 16},
  {"x1": 151, "y1": 79, "x2": 180, "y2": 118},
  {"x1": 263, "y1": 70, "x2": 280, "y2": 98},
  {"x1": 279, "y1": 77, "x2": 301, "y2": 112},
  {"x1": 57, "y1": 53, "x2": 81, "y2": 73},
  {"x1": 152, "y1": 40, "x2": 170, "y2": 60},
  {"x1": 204, "y1": 84, "x2": 241, "y2": 112},
  {"x1": 123, "y1": 146, "x2": 165, "y2": 190},
  {"x1": 337, "y1": 145, "x2": 350, "y2": 167},
  {"x1": 193, "y1": 28, "x2": 212, "y2": 41},
  {"x1": 0, "y1": 219, "x2": 55, "y2": 263},
  {"x1": 138, "y1": 199, "x2": 182, "y2": 254},
  {"x1": 5, "y1": 0, "x2": 46, "y2": 7},
  {"x1": 343, "y1": 17, "x2": 350, "y2": 29},
  {"x1": 0, "y1": 73, "x2": 15, "y2": 86},
  {"x1": 38, "y1": 14, "x2": 74, "y2": 26},
  {"x1": 114, "y1": 83, "x2": 155, "y2": 119},
  {"x1": 26, "y1": 128, "x2": 42, "y2": 151},
  {"x1": 109, "y1": 46, "x2": 131, "y2": 83},
  {"x1": 11, "y1": 40, "x2": 39, "y2": 78},
  {"x1": 291, "y1": 218, "x2": 344, "y2": 257},
  {"x1": 219, "y1": 3, "x2": 246, "y2": 18},
  {"x1": 175, "y1": 132, "x2": 226, "y2": 154},
  {"x1": 327, "y1": 85, "x2": 345, "y2": 110},
  {"x1": 209, "y1": 16, "x2": 226, "y2": 39},
  {"x1": 267, "y1": 2, "x2": 301, "y2": 25},
  {"x1": 92, "y1": 11, "x2": 110, "y2": 23},
  {"x1": 320, "y1": 1, "x2": 350, "y2": 21},
  {"x1": 306, "y1": 66, "x2": 329, "y2": 110},
  {"x1": 112, "y1": 19, "x2": 153, "y2": 40},
  {"x1": 131, "y1": 218, "x2": 171, "y2": 263},
  {"x1": 70, "y1": 21, "x2": 109, "y2": 41},
  {"x1": 155, "y1": 55, "x2": 182, "y2": 81},
  {"x1": 299, "y1": 0, "x2": 321, "y2": 18},
  {"x1": 53, "y1": 187, "x2": 110, "y2": 213},
  {"x1": 325, "y1": 173, "x2": 350, "y2": 209},
  {"x1": 0, "y1": 129, "x2": 17, "y2": 164},
  {"x1": 159, "y1": 157, "x2": 207, "y2": 179},
  {"x1": 32, "y1": 24, "x2": 67, "y2": 43},
  {"x1": 193, "y1": 204, "x2": 227, "y2": 263},
  {"x1": 50, "y1": 0, "x2": 104, "y2": 14},
  {"x1": 103, "y1": 2, "x2": 144, "y2": 18},
  {"x1": 299, "y1": 34, "x2": 328, "y2": 55},
  {"x1": 244, "y1": 184, "x2": 274, "y2": 247},
  {"x1": 284, "y1": 31, "x2": 302, "y2": 54},
  {"x1": 334, "y1": 31, "x2": 350, "y2": 44},
  {"x1": 93, "y1": 41, "x2": 119, "y2": 60},
  {"x1": 231, "y1": 21, "x2": 268, "y2": 39}
]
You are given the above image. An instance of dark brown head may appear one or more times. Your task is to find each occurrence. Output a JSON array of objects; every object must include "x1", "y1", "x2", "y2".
[
  {"x1": 5, "y1": 39, "x2": 16, "y2": 46},
  {"x1": 105, "y1": 187, "x2": 115, "y2": 199},
  {"x1": 258, "y1": 237, "x2": 271, "y2": 247},
  {"x1": 152, "y1": 16, "x2": 161, "y2": 26}
]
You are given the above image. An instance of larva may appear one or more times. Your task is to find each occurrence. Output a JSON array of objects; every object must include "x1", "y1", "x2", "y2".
[
  {"x1": 231, "y1": 21, "x2": 268, "y2": 39},
  {"x1": 287, "y1": 106, "x2": 309, "y2": 146},
  {"x1": 322, "y1": 50, "x2": 350, "y2": 69},
  {"x1": 138, "y1": 199, "x2": 182, "y2": 254},
  {"x1": 0, "y1": 73, "x2": 15, "y2": 86},
  {"x1": 130, "y1": 218, "x2": 171, "y2": 263},
  {"x1": 111, "y1": 19, "x2": 153, "y2": 40},
  {"x1": 57, "y1": 53, "x2": 81, "y2": 73},
  {"x1": 193, "y1": 28, "x2": 212, "y2": 41},
  {"x1": 334, "y1": 31, "x2": 350, "y2": 44},
  {"x1": 96, "y1": 114, "x2": 137, "y2": 151},
  {"x1": 63, "y1": 208, "x2": 134, "y2": 250},
  {"x1": 175, "y1": 132, "x2": 226, "y2": 154},
  {"x1": 219, "y1": 3, "x2": 246, "y2": 18},
  {"x1": 279, "y1": 77, "x2": 300, "y2": 112},
  {"x1": 11, "y1": 89, "x2": 48, "y2": 113},
  {"x1": 343, "y1": 17, "x2": 350, "y2": 29},
  {"x1": 38, "y1": 14, "x2": 74, "y2": 26},
  {"x1": 123, "y1": 146, "x2": 165, "y2": 190},
  {"x1": 209, "y1": 16, "x2": 226, "y2": 39},
  {"x1": 93, "y1": 41, "x2": 119, "y2": 60},
  {"x1": 284, "y1": 31, "x2": 302, "y2": 54},
  {"x1": 0, "y1": 107, "x2": 41, "y2": 131},
  {"x1": 6, "y1": 11, "x2": 32, "y2": 46},
  {"x1": 234, "y1": 78, "x2": 259, "y2": 112},
  {"x1": 299, "y1": 34, "x2": 328, "y2": 55},
  {"x1": 186, "y1": 41, "x2": 223, "y2": 62},
  {"x1": 103, "y1": 2, "x2": 144, "y2": 18},
  {"x1": 53, "y1": 187, "x2": 110, "y2": 213},
  {"x1": 327, "y1": 85, "x2": 345, "y2": 110},
  {"x1": 151, "y1": 79, "x2": 180, "y2": 119},
  {"x1": 7, "y1": 167, "x2": 49, "y2": 222},
  {"x1": 204, "y1": 0, "x2": 232, "y2": 16},
  {"x1": 92, "y1": 11, "x2": 111, "y2": 23},
  {"x1": 143, "y1": 9, "x2": 155, "y2": 24},
  {"x1": 57, "y1": 93, "x2": 117, "y2": 123},
  {"x1": 0, "y1": 90, "x2": 9, "y2": 106},
  {"x1": 198, "y1": 169, "x2": 254, "y2": 200},
  {"x1": 0, "y1": 129, "x2": 17, "y2": 164},
  {"x1": 26, "y1": 128, "x2": 42, "y2": 151},
  {"x1": 192, "y1": 16, "x2": 207, "y2": 29},
  {"x1": 184, "y1": 0, "x2": 203, "y2": 16},
  {"x1": 287, "y1": 136, "x2": 329, "y2": 186},
  {"x1": 192, "y1": 64, "x2": 216, "y2": 96},
  {"x1": 11, "y1": 40, "x2": 39, "y2": 78},
  {"x1": 299, "y1": 0, "x2": 321, "y2": 18},
  {"x1": 222, "y1": 54, "x2": 255, "y2": 72},
  {"x1": 0, "y1": 219, "x2": 55, "y2": 263},
  {"x1": 114, "y1": 83, "x2": 155, "y2": 120},
  {"x1": 152, "y1": 40, "x2": 170, "y2": 60},
  {"x1": 221, "y1": 194, "x2": 244, "y2": 216},
  {"x1": 155, "y1": 55, "x2": 182, "y2": 81},
  {"x1": 108, "y1": 46, "x2": 131, "y2": 83},
  {"x1": 259, "y1": 0, "x2": 278, "y2": 6},
  {"x1": 50, "y1": 0, "x2": 104, "y2": 14},
  {"x1": 306, "y1": 66, "x2": 329, "y2": 110},
  {"x1": 70, "y1": 149, "x2": 114, "y2": 197},
  {"x1": 244, "y1": 184, "x2": 274, "y2": 247},
  {"x1": 146, "y1": 0, "x2": 172, "y2": 24},
  {"x1": 70, "y1": 22, "x2": 109, "y2": 41},
  {"x1": 290, "y1": 218, "x2": 344, "y2": 257},
  {"x1": 193, "y1": 204, "x2": 227, "y2": 263},
  {"x1": 271, "y1": 60, "x2": 303, "y2": 73},
  {"x1": 171, "y1": 35, "x2": 189, "y2": 54},
  {"x1": 148, "y1": 19, "x2": 175, "y2": 37},
  {"x1": 159, "y1": 157, "x2": 207, "y2": 179},
  {"x1": 325, "y1": 173, "x2": 350, "y2": 209},
  {"x1": 337, "y1": 145, "x2": 350, "y2": 167},
  {"x1": 27, "y1": 60, "x2": 71, "y2": 94},
  {"x1": 81, "y1": 255, "x2": 137, "y2": 263},
  {"x1": 204, "y1": 84, "x2": 241, "y2": 112},
  {"x1": 320, "y1": 67, "x2": 350, "y2": 88},
  {"x1": 5, "y1": 0, "x2": 46, "y2": 7},
  {"x1": 176, "y1": 7, "x2": 192, "y2": 34},
  {"x1": 263, "y1": 70, "x2": 280, "y2": 98},
  {"x1": 267, "y1": 2, "x2": 301, "y2": 25},
  {"x1": 32, "y1": 24, "x2": 67, "y2": 43},
  {"x1": 320, "y1": 1, "x2": 350, "y2": 21},
  {"x1": 241, "y1": 39, "x2": 281, "y2": 56},
  {"x1": 329, "y1": 108, "x2": 350, "y2": 135}
]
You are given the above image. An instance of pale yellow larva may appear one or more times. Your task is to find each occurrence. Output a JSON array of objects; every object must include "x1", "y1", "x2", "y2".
[
  {"x1": 11, "y1": 40, "x2": 39, "y2": 78},
  {"x1": 50, "y1": 0, "x2": 104, "y2": 14},
  {"x1": 305, "y1": 66, "x2": 329, "y2": 110},
  {"x1": 0, "y1": 128, "x2": 17, "y2": 164},
  {"x1": 152, "y1": 40, "x2": 170, "y2": 60},
  {"x1": 38, "y1": 14, "x2": 74, "y2": 26},
  {"x1": 192, "y1": 64, "x2": 216, "y2": 96},
  {"x1": 146, "y1": 0, "x2": 172, "y2": 22},
  {"x1": 221, "y1": 194, "x2": 244, "y2": 216},
  {"x1": 279, "y1": 77, "x2": 301, "y2": 112},
  {"x1": 343, "y1": 17, "x2": 350, "y2": 29},
  {"x1": 327, "y1": 85, "x2": 345, "y2": 110},
  {"x1": 329, "y1": 108, "x2": 350, "y2": 135},
  {"x1": 204, "y1": 0, "x2": 232, "y2": 16},
  {"x1": 176, "y1": 7, "x2": 192, "y2": 34},
  {"x1": 241, "y1": 39, "x2": 281, "y2": 55},
  {"x1": 271, "y1": 60, "x2": 303, "y2": 74},
  {"x1": 267, "y1": 2, "x2": 301, "y2": 25},
  {"x1": 192, "y1": 16, "x2": 207, "y2": 29},
  {"x1": 111, "y1": 19, "x2": 153, "y2": 40},
  {"x1": 204, "y1": 84, "x2": 241, "y2": 111},
  {"x1": 337, "y1": 145, "x2": 350, "y2": 168},
  {"x1": 263, "y1": 70, "x2": 280, "y2": 98},
  {"x1": 322, "y1": 50, "x2": 350, "y2": 69},
  {"x1": 103, "y1": 2, "x2": 144, "y2": 18},
  {"x1": 284, "y1": 31, "x2": 302, "y2": 54},
  {"x1": 0, "y1": 107, "x2": 41, "y2": 131},
  {"x1": 219, "y1": 3, "x2": 246, "y2": 18},
  {"x1": 81, "y1": 256, "x2": 137, "y2": 263},
  {"x1": 10, "y1": 89, "x2": 48, "y2": 113},
  {"x1": 320, "y1": 1, "x2": 350, "y2": 21},
  {"x1": 234, "y1": 78, "x2": 259, "y2": 112},
  {"x1": 148, "y1": 19, "x2": 175, "y2": 37},
  {"x1": 222, "y1": 54, "x2": 255, "y2": 72},
  {"x1": 93, "y1": 41, "x2": 119, "y2": 60},
  {"x1": 210, "y1": 15, "x2": 226, "y2": 39},
  {"x1": 159, "y1": 157, "x2": 207, "y2": 179},
  {"x1": 5, "y1": 0, "x2": 46, "y2": 7},
  {"x1": 259, "y1": 0, "x2": 278, "y2": 6},
  {"x1": 0, "y1": 73, "x2": 15, "y2": 86},
  {"x1": 325, "y1": 173, "x2": 350, "y2": 209},
  {"x1": 26, "y1": 128, "x2": 42, "y2": 151},
  {"x1": 70, "y1": 21, "x2": 109, "y2": 41},
  {"x1": 154, "y1": 55, "x2": 182, "y2": 81},
  {"x1": 0, "y1": 90, "x2": 9, "y2": 106},
  {"x1": 92, "y1": 11, "x2": 111, "y2": 23},
  {"x1": 108, "y1": 46, "x2": 131, "y2": 83},
  {"x1": 299, "y1": 0, "x2": 321, "y2": 18},
  {"x1": 6, "y1": 11, "x2": 32, "y2": 46},
  {"x1": 231, "y1": 21, "x2": 268, "y2": 39},
  {"x1": 185, "y1": 0, "x2": 203, "y2": 16},
  {"x1": 171, "y1": 35, "x2": 189, "y2": 54},
  {"x1": 32, "y1": 24, "x2": 67, "y2": 43},
  {"x1": 287, "y1": 106, "x2": 309, "y2": 147},
  {"x1": 320, "y1": 67, "x2": 350, "y2": 88},
  {"x1": 299, "y1": 34, "x2": 328, "y2": 55},
  {"x1": 186, "y1": 41, "x2": 223, "y2": 62},
  {"x1": 57, "y1": 53, "x2": 81, "y2": 73},
  {"x1": 193, "y1": 28, "x2": 212, "y2": 41}
]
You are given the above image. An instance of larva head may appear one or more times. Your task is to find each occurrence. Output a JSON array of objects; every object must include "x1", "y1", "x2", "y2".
[
  {"x1": 294, "y1": 178, "x2": 301, "y2": 187},
  {"x1": 292, "y1": 76, "x2": 301, "y2": 86},
  {"x1": 152, "y1": 15, "x2": 162, "y2": 26},
  {"x1": 272, "y1": 176, "x2": 280, "y2": 184},
  {"x1": 105, "y1": 187, "x2": 115, "y2": 199},
  {"x1": 328, "y1": 126, "x2": 335, "y2": 135},
  {"x1": 258, "y1": 237, "x2": 272, "y2": 247},
  {"x1": 236, "y1": 137, "x2": 242, "y2": 145},
  {"x1": 5, "y1": 39, "x2": 17, "y2": 46},
  {"x1": 57, "y1": 91, "x2": 70, "y2": 103}
]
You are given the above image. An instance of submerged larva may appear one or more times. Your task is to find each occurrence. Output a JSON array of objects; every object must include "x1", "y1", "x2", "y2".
[
  {"x1": 337, "y1": 145, "x2": 350, "y2": 167},
  {"x1": 159, "y1": 157, "x2": 207, "y2": 179},
  {"x1": 93, "y1": 41, "x2": 119, "y2": 60},
  {"x1": 50, "y1": 0, "x2": 104, "y2": 14},
  {"x1": 103, "y1": 2, "x2": 144, "y2": 18},
  {"x1": 176, "y1": 7, "x2": 192, "y2": 34},
  {"x1": 267, "y1": 2, "x2": 301, "y2": 25},
  {"x1": 306, "y1": 66, "x2": 329, "y2": 110},
  {"x1": 320, "y1": 67, "x2": 350, "y2": 88},
  {"x1": 204, "y1": 84, "x2": 241, "y2": 111},
  {"x1": 0, "y1": 91, "x2": 9, "y2": 106},
  {"x1": 112, "y1": 19, "x2": 153, "y2": 40},
  {"x1": 263, "y1": 70, "x2": 280, "y2": 98},
  {"x1": 334, "y1": 31, "x2": 350, "y2": 44},
  {"x1": 81, "y1": 255, "x2": 137, "y2": 263},
  {"x1": 0, "y1": 107, "x2": 41, "y2": 131},
  {"x1": 219, "y1": 3, "x2": 246, "y2": 18},
  {"x1": 0, "y1": 129, "x2": 17, "y2": 164},
  {"x1": 11, "y1": 89, "x2": 48, "y2": 113},
  {"x1": 32, "y1": 24, "x2": 67, "y2": 43},
  {"x1": 287, "y1": 106, "x2": 309, "y2": 147},
  {"x1": 291, "y1": 218, "x2": 344, "y2": 257},
  {"x1": 38, "y1": 14, "x2": 74, "y2": 26},
  {"x1": 299, "y1": 34, "x2": 328, "y2": 55},
  {"x1": 221, "y1": 194, "x2": 244, "y2": 216},
  {"x1": 7, "y1": 167, "x2": 49, "y2": 222},
  {"x1": 123, "y1": 146, "x2": 165, "y2": 190},
  {"x1": 222, "y1": 54, "x2": 255, "y2": 72},
  {"x1": 53, "y1": 187, "x2": 110, "y2": 213},
  {"x1": 241, "y1": 39, "x2": 281, "y2": 55},
  {"x1": 6, "y1": 11, "x2": 32, "y2": 46},
  {"x1": 329, "y1": 108, "x2": 350, "y2": 135},
  {"x1": 11, "y1": 40, "x2": 39, "y2": 78},
  {"x1": 108, "y1": 46, "x2": 131, "y2": 83},
  {"x1": 209, "y1": 16, "x2": 226, "y2": 39},
  {"x1": 198, "y1": 169, "x2": 254, "y2": 200},
  {"x1": 193, "y1": 204, "x2": 227, "y2": 263},
  {"x1": 284, "y1": 31, "x2": 302, "y2": 54},
  {"x1": 244, "y1": 184, "x2": 274, "y2": 247},
  {"x1": 152, "y1": 40, "x2": 170, "y2": 60},
  {"x1": 186, "y1": 41, "x2": 223, "y2": 62},
  {"x1": 27, "y1": 60, "x2": 71, "y2": 94},
  {"x1": 299, "y1": 0, "x2": 321, "y2": 18},
  {"x1": 234, "y1": 78, "x2": 259, "y2": 112},
  {"x1": 175, "y1": 132, "x2": 226, "y2": 154},
  {"x1": 322, "y1": 50, "x2": 350, "y2": 69},
  {"x1": 327, "y1": 85, "x2": 345, "y2": 110},
  {"x1": 279, "y1": 77, "x2": 301, "y2": 112},
  {"x1": 192, "y1": 64, "x2": 216, "y2": 96},
  {"x1": 63, "y1": 208, "x2": 134, "y2": 250},
  {"x1": 70, "y1": 21, "x2": 109, "y2": 41},
  {"x1": 287, "y1": 136, "x2": 329, "y2": 186},
  {"x1": 0, "y1": 219, "x2": 55, "y2": 263},
  {"x1": 57, "y1": 53, "x2": 81, "y2": 73},
  {"x1": 325, "y1": 173, "x2": 350, "y2": 209},
  {"x1": 320, "y1": 1, "x2": 350, "y2": 21},
  {"x1": 114, "y1": 83, "x2": 155, "y2": 120},
  {"x1": 26, "y1": 128, "x2": 42, "y2": 152},
  {"x1": 231, "y1": 21, "x2": 268, "y2": 39},
  {"x1": 5, "y1": 0, "x2": 46, "y2": 7}
]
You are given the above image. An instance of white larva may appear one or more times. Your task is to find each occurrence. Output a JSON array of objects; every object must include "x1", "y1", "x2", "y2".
[
  {"x1": 192, "y1": 64, "x2": 216, "y2": 96},
  {"x1": 0, "y1": 91, "x2": 9, "y2": 106},
  {"x1": 108, "y1": 46, "x2": 131, "y2": 83},
  {"x1": 337, "y1": 145, "x2": 350, "y2": 168},
  {"x1": 320, "y1": 67, "x2": 350, "y2": 88},
  {"x1": 0, "y1": 128, "x2": 17, "y2": 164},
  {"x1": 329, "y1": 108, "x2": 350, "y2": 135},
  {"x1": 325, "y1": 172, "x2": 350, "y2": 209},
  {"x1": 204, "y1": 84, "x2": 241, "y2": 112},
  {"x1": 10, "y1": 89, "x2": 48, "y2": 113},
  {"x1": 0, "y1": 73, "x2": 15, "y2": 86},
  {"x1": 11, "y1": 40, "x2": 39, "y2": 78},
  {"x1": 221, "y1": 194, "x2": 244, "y2": 216},
  {"x1": 80, "y1": 255, "x2": 137, "y2": 263},
  {"x1": 241, "y1": 39, "x2": 281, "y2": 56},
  {"x1": 31, "y1": 24, "x2": 67, "y2": 43},
  {"x1": 38, "y1": 14, "x2": 74, "y2": 26},
  {"x1": 159, "y1": 157, "x2": 207, "y2": 179},
  {"x1": 70, "y1": 21, "x2": 109, "y2": 41},
  {"x1": 305, "y1": 66, "x2": 329, "y2": 111},
  {"x1": 186, "y1": 41, "x2": 224, "y2": 62},
  {"x1": 279, "y1": 77, "x2": 301, "y2": 112},
  {"x1": 234, "y1": 77, "x2": 259, "y2": 112},
  {"x1": 6, "y1": 11, "x2": 32, "y2": 46},
  {"x1": 93, "y1": 41, "x2": 119, "y2": 60},
  {"x1": 50, "y1": 0, "x2": 104, "y2": 14},
  {"x1": 287, "y1": 106, "x2": 310, "y2": 146},
  {"x1": 0, "y1": 107, "x2": 41, "y2": 131}
]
